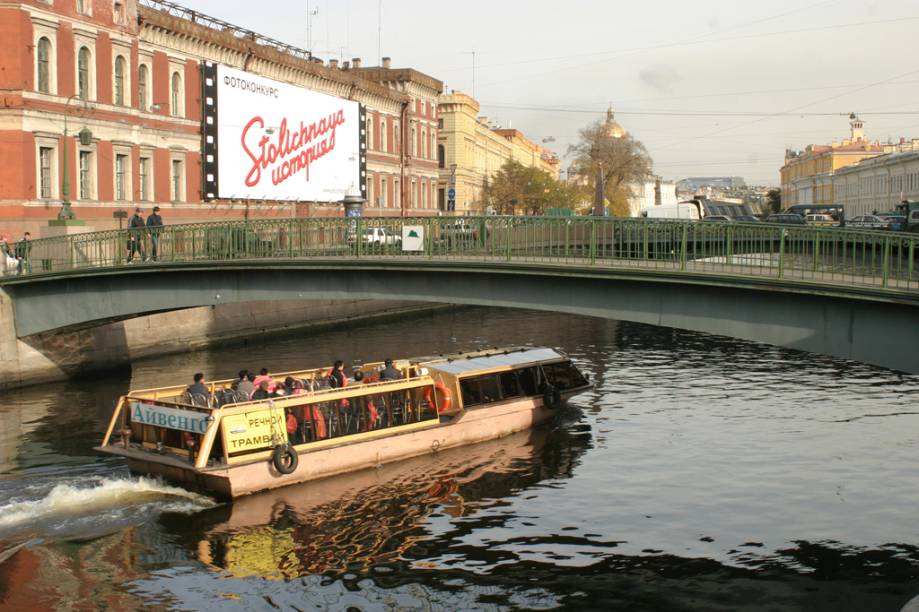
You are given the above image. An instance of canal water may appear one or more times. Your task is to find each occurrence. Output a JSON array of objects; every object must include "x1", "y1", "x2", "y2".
[{"x1": 1, "y1": 307, "x2": 918, "y2": 611}]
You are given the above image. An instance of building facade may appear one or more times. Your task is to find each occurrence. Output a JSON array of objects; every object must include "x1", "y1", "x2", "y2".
[
  {"x1": 834, "y1": 150, "x2": 919, "y2": 217},
  {"x1": 780, "y1": 115, "x2": 883, "y2": 209},
  {"x1": 436, "y1": 92, "x2": 558, "y2": 215},
  {"x1": 0, "y1": 0, "x2": 442, "y2": 237}
]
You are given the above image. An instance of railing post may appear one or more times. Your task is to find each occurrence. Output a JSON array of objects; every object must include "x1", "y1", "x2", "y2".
[
  {"x1": 589, "y1": 219, "x2": 597, "y2": 264},
  {"x1": 777, "y1": 229, "x2": 786, "y2": 279},
  {"x1": 812, "y1": 231, "x2": 820, "y2": 273},
  {"x1": 426, "y1": 217, "x2": 433, "y2": 259},
  {"x1": 909, "y1": 237, "x2": 915, "y2": 288},
  {"x1": 505, "y1": 217, "x2": 512, "y2": 262},
  {"x1": 565, "y1": 220, "x2": 570, "y2": 259},
  {"x1": 680, "y1": 223, "x2": 688, "y2": 271},
  {"x1": 288, "y1": 218, "x2": 294, "y2": 259},
  {"x1": 882, "y1": 235, "x2": 891, "y2": 288},
  {"x1": 642, "y1": 223, "x2": 649, "y2": 261},
  {"x1": 355, "y1": 217, "x2": 362, "y2": 259},
  {"x1": 725, "y1": 225, "x2": 733, "y2": 265}
]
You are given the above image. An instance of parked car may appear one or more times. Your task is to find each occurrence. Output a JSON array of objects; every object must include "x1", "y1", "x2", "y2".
[
  {"x1": 764, "y1": 213, "x2": 806, "y2": 225},
  {"x1": 804, "y1": 213, "x2": 835, "y2": 227},
  {"x1": 878, "y1": 214, "x2": 906, "y2": 231},
  {"x1": 847, "y1": 215, "x2": 890, "y2": 230},
  {"x1": 361, "y1": 227, "x2": 401, "y2": 246},
  {"x1": 702, "y1": 215, "x2": 731, "y2": 222},
  {"x1": 441, "y1": 222, "x2": 477, "y2": 243}
]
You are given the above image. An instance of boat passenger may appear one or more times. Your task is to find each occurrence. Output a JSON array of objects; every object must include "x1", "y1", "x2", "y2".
[
  {"x1": 285, "y1": 408, "x2": 300, "y2": 443},
  {"x1": 252, "y1": 368, "x2": 272, "y2": 390},
  {"x1": 328, "y1": 360, "x2": 347, "y2": 388},
  {"x1": 186, "y1": 373, "x2": 210, "y2": 405},
  {"x1": 236, "y1": 370, "x2": 254, "y2": 398},
  {"x1": 380, "y1": 359, "x2": 402, "y2": 381},
  {"x1": 251, "y1": 380, "x2": 272, "y2": 401}
]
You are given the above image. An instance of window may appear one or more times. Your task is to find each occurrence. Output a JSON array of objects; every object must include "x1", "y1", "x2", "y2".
[
  {"x1": 422, "y1": 179, "x2": 428, "y2": 208},
  {"x1": 394, "y1": 120, "x2": 400, "y2": 153},
  {"x1": 366, "y1": 116, "x2": 373, "y2": 150},
  {"x1": 367, "y1": 174, "x2": 374, "y2": 208},
  {"x1": 542, "y1": 361, "x2": 588, "y2": 391},
  {"x1": 171, "y1": 72, "x2": 182, "y2": 117},
  {"x1": 380, "y1": 119, "x2": 387, "y2": 153},
  {"x1": 115, "y1": 154, "x2": 128, "y2": 200},
  {"x1": 77, "y1": 47, "x2": 91, "y2": 100},
  {"x1": 438, "y1": 144, "x2": 445, "y2": 168},
  {"x1": 171, "y1": 159, "x2": 183, "y2": 201},
  {"x1": 77, "y1": 0, "x2": 90, "y2": 15},
  {"x1": 410, "y1": 178, "x2": 416, "y2": 207},
  {"x1": 79, "y1": 150, "x2": 92, "y2": 199},
  {"x1": 394, "y1": 178, "x2": 400, "y2": 207},
  {"x1": 114, "y1": 55, "x2": 126, "y2": 105},
  {"x1": 421, "y1": 129, "x2": 427, "y2": 159},
  {"x1": 517, "y1": 367, "x2": 539, "y2": 396},
  {"x1": 438, "y1": 118, "x2": 444, "y2": 129},
  {"x1": 499, "y1": 371, "x2": 521, "y2": 399},
  {"x1": 113, "y1": 1, "x2": 125, "y2": 25},
  {"x1": 39, "y1": 146, "x2": 53, "y2": 198},
  {"x1": 36, "y1": 37, "x2": 51, "y2": 94},
  {"x1": 460, "y1": 379, "x2": 483, "y2": 407},
  {"x1": 139, "y1": 156, "x2": 151, "y2": 201},
  {"x1": 411, "y1": 127, "x2": 416, "y2": 156},
  {"x1": 138, "y1": 65, "x2": 148, "y2": 110}
]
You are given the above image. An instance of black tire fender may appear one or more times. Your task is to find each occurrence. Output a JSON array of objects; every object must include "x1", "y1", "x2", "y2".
[
  {"x1": 272, "y1": 445, "x2": 299, "y2": 475},
  {"x1": 542, "y1": 384, "x2": 561, "y2": 409}
]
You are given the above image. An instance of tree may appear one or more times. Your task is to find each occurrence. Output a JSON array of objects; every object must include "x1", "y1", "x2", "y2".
[
  {"x1": 567, "y1": 118, "x2": 653, "y2": 216},
  {"x1": 482, "y1": 160, "x2": 579, "y2": 215},
  {"x1": 767, "y1": 189, "x2": 782, "y2": 214}
]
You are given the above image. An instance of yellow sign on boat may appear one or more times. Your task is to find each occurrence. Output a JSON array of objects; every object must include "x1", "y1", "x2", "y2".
[{"x1": 222, "y1": 409, "x2": 287, "y2": 454}]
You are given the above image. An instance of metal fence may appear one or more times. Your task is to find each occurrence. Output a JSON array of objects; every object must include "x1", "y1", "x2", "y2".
[{"x1": 6, "y1": 217, "x2": 919, "y2": 293}]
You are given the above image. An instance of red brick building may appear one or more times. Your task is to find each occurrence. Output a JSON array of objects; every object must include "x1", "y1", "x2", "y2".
[{"x1": 0, "y1": 0, "x2": 443, "y2": 236}]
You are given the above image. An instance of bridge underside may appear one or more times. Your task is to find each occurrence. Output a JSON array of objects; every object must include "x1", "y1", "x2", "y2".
[{"x1": 4, "y1": 262, "x2": 919, "y2": 373}]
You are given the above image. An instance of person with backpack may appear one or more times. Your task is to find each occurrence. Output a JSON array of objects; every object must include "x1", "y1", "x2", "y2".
[{"x1": 146, "y1": 206, "x2": 164, "y2": 262}]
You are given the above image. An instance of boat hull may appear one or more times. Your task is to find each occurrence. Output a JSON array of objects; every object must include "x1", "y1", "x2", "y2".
[{"x1": 118, "y1": 396, "x2": 559, "y2": 500}]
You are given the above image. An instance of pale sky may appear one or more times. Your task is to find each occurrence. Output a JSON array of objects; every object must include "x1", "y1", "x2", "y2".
[{"x1": 182, "y1": 0, "x2": 919, "y2": 186}]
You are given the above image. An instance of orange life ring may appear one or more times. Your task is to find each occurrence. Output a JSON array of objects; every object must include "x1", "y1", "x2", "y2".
[{"x1": 424, "y1": 381, "x2": 452, "y2": 414}]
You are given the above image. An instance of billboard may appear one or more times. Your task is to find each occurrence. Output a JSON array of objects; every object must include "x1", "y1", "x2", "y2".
[{"x1": 202, "y1": 63, "x2": 365, "y2": 202}]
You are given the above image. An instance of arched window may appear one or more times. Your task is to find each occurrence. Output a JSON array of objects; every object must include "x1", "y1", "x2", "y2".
[
  {"x1": 114, "y1": 55, "x2": 126, "y2": 105},
  {"x1": 171, "y1": 72, "x2": 181, "y2": 116},
  {"x1": 36, "y1": 37, "x2": 51, "y2": 93},
  {"x1": 77, "y1": 47, "x2": 90, "y2": 100},
  {"x1": 137, "y1": 65, "x2": 148, "y2": 110}
]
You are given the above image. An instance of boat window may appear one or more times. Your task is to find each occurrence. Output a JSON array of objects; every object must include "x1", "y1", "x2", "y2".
[
  {"x1": 516, "y1": 367, "x2": 539, "y2": 396},
  {"x1": 460, "y1": 378, "x2": 483, "y2": 406},
  {"x1": 542, "y1": 361, "x2": 588, "y2": 390},
  {"x1": 499, "y1": 371, "x2": 521, "y2": 399},
  {"x1": 480, "y1": 376, "x2": 501, "y2": 403}
]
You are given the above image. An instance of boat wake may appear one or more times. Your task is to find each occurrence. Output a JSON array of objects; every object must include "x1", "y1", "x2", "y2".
[{"x1": 0, "y1": 476, "x2": 216, "y2": 539}]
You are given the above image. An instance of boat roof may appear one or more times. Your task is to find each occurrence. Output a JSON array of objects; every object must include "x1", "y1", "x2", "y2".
[{"x1": 425, "y1": 347, "x2": 564, "y2": 376}]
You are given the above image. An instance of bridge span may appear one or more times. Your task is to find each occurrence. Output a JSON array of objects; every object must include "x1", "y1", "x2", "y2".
[{"x1": 1, "y1": 216, "x2": 918, "y2": 373}]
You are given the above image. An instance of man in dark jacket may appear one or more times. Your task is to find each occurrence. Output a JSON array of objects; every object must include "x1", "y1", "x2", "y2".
[
  {"x1": 146, "y1": 206, "x2": 163, "y2": 261},
  {"x1": 187, "y1": 372, "x2": 210, "y2": 405},
  {"x1": 380, "y1": 359, "x2": 402, "y2": 380},
  {"x1": 127, "y1": 208, "x2": 146, "y2": 262},
  {"x1": 14, "y1": 232, "x2": 31, "y2": 275}
]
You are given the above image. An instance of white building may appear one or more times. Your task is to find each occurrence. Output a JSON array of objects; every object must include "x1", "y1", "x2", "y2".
[
  {"x1": 834, "y1": 151, "x2": 919, "y2": 217},
  {"x1": 628, "y1": 176, "x2": 678, "y2": 216}
]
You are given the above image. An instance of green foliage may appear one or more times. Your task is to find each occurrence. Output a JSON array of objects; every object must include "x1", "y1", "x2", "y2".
[{"x1": 482, "y1": 160, "x2": 580, "y2": 215}]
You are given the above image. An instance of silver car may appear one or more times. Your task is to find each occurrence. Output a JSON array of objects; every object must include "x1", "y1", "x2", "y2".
[{"x1": 847, "y1": 215, "x2": 889, "y2": 230}]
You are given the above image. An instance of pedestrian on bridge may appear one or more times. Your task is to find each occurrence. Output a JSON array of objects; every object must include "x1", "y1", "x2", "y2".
[
  {"x1": 14, "y1": 232, "x2": 31, "y2": 275},
  {"x1": 146, "y1": 206, "x2": 163, "y2": 262},
  {"x1": 127, "y1": 208, "x2": 146, "y2": 263}
]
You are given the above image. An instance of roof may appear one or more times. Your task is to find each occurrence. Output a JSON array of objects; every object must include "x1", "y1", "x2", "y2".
[{"x1": 426, "y1": 347, "x2": 564, "y2": 376}]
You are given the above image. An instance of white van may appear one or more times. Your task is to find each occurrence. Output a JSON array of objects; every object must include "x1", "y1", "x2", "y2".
[{"x1": 639, "y1": 202, "x2": 702, "y2": 221}]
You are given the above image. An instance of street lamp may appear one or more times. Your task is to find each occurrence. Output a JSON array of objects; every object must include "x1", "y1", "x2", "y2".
[{"x1": 57, "y1": 95, "x2": 91, "y2": 223}]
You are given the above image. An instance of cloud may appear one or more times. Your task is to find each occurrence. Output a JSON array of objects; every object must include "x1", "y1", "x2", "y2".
[{"x1": 638, "y1": 66, "x2": 682, "y2": 94}]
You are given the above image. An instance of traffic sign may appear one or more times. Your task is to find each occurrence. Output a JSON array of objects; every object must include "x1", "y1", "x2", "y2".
[{"x1": 447, "y1": 187, "x2": 456, "y2": 200}]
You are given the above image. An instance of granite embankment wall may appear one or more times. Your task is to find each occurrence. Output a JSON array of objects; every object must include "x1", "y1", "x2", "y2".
[{"x1": 0, "y1": 290, "x2": 442, "y2": 390}]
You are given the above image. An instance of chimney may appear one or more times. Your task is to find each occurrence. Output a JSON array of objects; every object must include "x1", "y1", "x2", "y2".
[
  {"x1": 382, "y1": 56, "x2": 392, "y2": 68},
  {"x1": 342, "y1": 60, "x2": 350, "y2": 70},
  {"x1": 352, "y1": 57, "x2": 362, "y2": 69},
  {"x1": 329, "y1": 59, "x2": 339, "y2": 69}
]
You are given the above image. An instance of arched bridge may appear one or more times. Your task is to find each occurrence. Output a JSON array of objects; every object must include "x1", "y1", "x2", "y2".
[{"x1": 2, "y1": 216, "x2": 918, "y2": 372}]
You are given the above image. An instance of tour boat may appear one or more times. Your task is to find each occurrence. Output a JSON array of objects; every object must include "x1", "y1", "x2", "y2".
[{"x1": 96, "y1": 347, "x2": 591, "y2": 500}]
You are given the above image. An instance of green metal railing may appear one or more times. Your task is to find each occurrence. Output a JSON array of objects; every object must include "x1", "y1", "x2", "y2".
[{"x1": 5, "y1": 217, "x2": 919, "y2": 294}]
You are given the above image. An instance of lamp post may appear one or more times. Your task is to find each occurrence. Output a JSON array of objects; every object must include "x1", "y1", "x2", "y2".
[{"x1": 52, "y1": 95, "x2": 91, "y2": 225}]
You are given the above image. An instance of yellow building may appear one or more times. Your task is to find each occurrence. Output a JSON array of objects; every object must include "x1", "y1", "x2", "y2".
[
  {"x1": 780, "y1": 115, "x2": 883, "y2": 207},
  {"x1": 436, "y1": 93, "x2": 559, "y2": 214}
]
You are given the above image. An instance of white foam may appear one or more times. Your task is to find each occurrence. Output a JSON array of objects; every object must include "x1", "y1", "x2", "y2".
[{"x1": 0, "y1": 477, "x2": 216, "y2": 530}]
